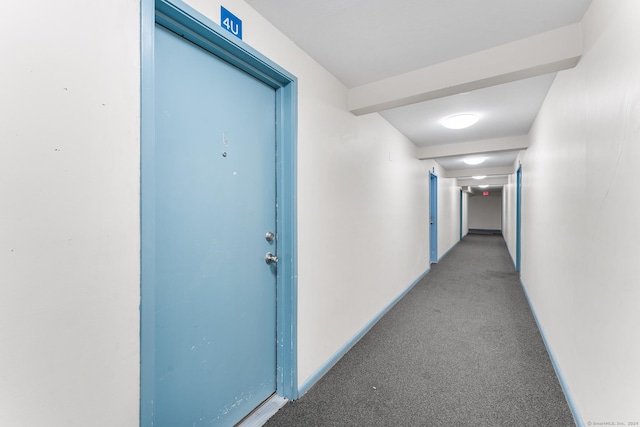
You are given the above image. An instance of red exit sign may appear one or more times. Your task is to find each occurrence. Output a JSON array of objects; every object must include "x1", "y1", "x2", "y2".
[{"x1": 483, "y1": 191, "x2": 489, "y2": 196}]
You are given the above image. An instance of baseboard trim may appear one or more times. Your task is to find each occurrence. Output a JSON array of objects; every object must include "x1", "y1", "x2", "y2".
[
  {"x1": 298, "y1": 267, "x2": 431, "y2": 397},
  {"x1": 519, "y1": 277, "x2": 583, "y2": 427},
  {"x1": 468, "y1": 228, "x2": 502, "y2": 235}
]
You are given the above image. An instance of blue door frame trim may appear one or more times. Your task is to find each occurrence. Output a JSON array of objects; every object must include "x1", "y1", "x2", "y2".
[{"x1": 140, "y1": 1, "x2": 298, "y2": 424}]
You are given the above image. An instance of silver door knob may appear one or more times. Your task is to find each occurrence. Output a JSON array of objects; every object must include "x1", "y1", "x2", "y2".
[{"x1": 265, "y1": 252, "x2": 278, "y2": 264}]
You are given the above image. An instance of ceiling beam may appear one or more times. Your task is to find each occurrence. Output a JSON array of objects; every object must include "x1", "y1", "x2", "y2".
[
  {"x1": 348, "y1": 23, "x2": 582, "y2": 115},
  {"x1": 457, "y1": 177, "x2": 508, "y2": 187},
  {"x1": 445, "y1": 166, "x2": 514, "y2": 179},
  {"x1": 417, "y1": 135, "x2": 529, "y2": 160}
]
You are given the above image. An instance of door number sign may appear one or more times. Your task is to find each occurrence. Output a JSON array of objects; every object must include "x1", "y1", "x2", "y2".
[{"x1": 221, "y1": 6, "x2": 242, "y2": 40}]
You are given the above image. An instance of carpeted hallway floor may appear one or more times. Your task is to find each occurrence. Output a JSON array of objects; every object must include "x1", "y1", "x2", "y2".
[{"x1": 264, "y1": 234, "x2": 575, "y2": 426}]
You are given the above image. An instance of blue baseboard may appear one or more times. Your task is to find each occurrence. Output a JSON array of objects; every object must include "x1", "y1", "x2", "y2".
[
  {"x1": 519, "y1": 277, "x2": 583, "y2": 427},
  {"x1": 298, "y1": 267, "x2": 431, "y2": 397},
  {"x1": 468, "y1": 228, "x2": 502, "y2": 235}
]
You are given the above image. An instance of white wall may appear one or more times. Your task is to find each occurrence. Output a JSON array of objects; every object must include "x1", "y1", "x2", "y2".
[
  {"x1": 504, "y1": 0, "x2": 640, "y2": 422},
  {"x1": 0, "y1": 1, "x2": 140, "y2": 426},
  {"x1": 468, "y1": 193, "x2": 502, "y2": 230}
]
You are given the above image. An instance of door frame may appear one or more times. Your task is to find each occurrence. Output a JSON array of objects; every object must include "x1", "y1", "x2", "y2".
[
  {"x1": 140, "y1": 0, "x2": 298, "y2": 424},
  {"x1": 429, "y1": 172, "x2": 438, "y2": 263}
]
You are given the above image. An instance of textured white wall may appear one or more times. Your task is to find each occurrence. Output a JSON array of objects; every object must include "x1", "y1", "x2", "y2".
[
  {"x1": 184, "y1": 0, "x2": 457, "y2": 388},
  {"x1": 468, "y1": 194, "x2": 502, "y2": 230},
  {"x1": 514, "y1": 0, "x2": 640, "y2": 422},
  {"x1": 0, "y1": 1, "x2": 140, "y2": 426}
]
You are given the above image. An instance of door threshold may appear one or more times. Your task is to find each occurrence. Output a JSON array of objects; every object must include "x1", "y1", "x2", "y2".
[{"x1": 236, "y1": 394, "x2": 288, "y2": 427}]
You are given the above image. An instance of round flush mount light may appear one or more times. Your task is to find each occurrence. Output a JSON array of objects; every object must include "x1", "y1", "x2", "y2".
[
  {"x1": 472, "y1": 175, "x2": 486, "y2": 180},
  {"x1": 442, "y1": 113, "x2": 479, "y2": 130},
  {"x1": 463, "y1": 157, "x2": 486, "y2": 165}
]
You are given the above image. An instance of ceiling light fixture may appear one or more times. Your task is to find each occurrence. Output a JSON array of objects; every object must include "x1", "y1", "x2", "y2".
[
  {"x1": 463, "y1": 157, "x2": 486, "y2": 165},
  {"x1": 442, "y1": 113, "x2": 479, "y2": 130},
  {"x1": 472, "y1": 175, "x2": 486, "y2": 180},
  {"x1": 478, "y1": 185, "x2": 489, "y2": 188}
]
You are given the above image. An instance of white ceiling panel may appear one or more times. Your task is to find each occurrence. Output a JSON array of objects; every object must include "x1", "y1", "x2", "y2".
[
  {"x1": 246, "y1": 0, "x2": 592, "y2": 87},
  {"x1": 436, "y1": 150, "x2": 520, "y2": 171},
  {"x1": 379, "y1": 74, "x2": 557, "y2": 147},
  {"x1": 244, "y1": 0, "x2": 592, "y2": 177}
]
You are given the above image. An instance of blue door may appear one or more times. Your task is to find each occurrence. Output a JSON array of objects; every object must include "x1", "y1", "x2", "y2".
[
  {"x1": 429, "y1": 172, "x2": 438, "y2": 263},
  {"x1": 153, "y1": 24, "x2": 277, "y2": 426},
  {"x1": 459, "y1": 189, "x2": 463, "y2": 240},
  {"x1": 516, "y1": 165, "x2": 522, "y2": 271}
]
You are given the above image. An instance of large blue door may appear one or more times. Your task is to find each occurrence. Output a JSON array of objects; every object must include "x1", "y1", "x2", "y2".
[{"x1": 153, "y1": 24, "x2": 277, "y2": 426}]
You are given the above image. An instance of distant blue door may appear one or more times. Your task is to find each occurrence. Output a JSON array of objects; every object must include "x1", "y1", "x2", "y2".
[
  {"x1": 459, "y1": 189, "x2": 463, "y2": 240},
  {"x1": 153, "y1": 24, "x2": 277, "y2": 426},
  {"x1": 516, "y1": 165, "x2": 522, "y2": 271},
  {"x1": 429, "y1": 172, "x2": 438, "y2": 263}
]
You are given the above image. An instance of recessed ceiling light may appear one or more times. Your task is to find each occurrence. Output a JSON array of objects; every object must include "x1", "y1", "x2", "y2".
[
  {"x1": 463, "y1": 157, "x2": 486, "y2": 165},
  {"x1": 442, "y1": 113, "x2": 479, "y2": 130},
  {"x1": 478, "y1": 185, "x2": 489, "y2": 188},
  {"x1": 472, "y1": 175, "x2": 486, "y2": 180}
]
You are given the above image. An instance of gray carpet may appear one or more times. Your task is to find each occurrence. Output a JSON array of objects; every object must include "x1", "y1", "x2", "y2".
[{"x1": 265, "y1": 235, "x2": 575, "y2": 426}]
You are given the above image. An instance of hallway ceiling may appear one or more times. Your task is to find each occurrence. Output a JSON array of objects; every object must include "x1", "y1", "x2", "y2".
[{"x1": 246, "y1": 0, "x2": 592, "y2": 186}]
